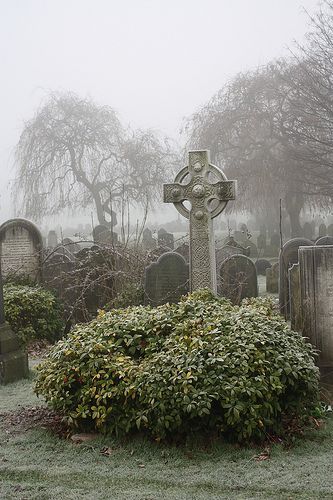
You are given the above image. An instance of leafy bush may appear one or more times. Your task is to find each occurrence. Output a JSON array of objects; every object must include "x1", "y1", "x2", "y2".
[
  {"x1": 35, "y1": 290, "x2": 320, "y2": 441},
  {"x1": 4, "y1": 284, "x2": 64, "y2": 344}
]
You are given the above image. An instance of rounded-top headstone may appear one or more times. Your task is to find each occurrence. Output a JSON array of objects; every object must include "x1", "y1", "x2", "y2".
[
  {"x1": 218, "y1": 254, "x2": 258, "y2": 304},
  {"x1": 279, "y1": 237, "x2": 313, "y2": 319},
  {"x1": 255, "y1": 258, "x2": 272, "y2": 276},
  {"x1": 315, "y1": 236, "x2": 333, "y2": 246},
  {"x1": 0, "y1": 218, "x2": 43, "y2": 280}
]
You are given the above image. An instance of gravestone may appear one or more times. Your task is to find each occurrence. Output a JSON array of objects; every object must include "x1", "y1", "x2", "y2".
[
  {"x1": 318, "y1": 223, "x2": 327, "y2": 238},
  {"x1": 47, "y1": 230, "x2": 58, "y2": 248},
  {"x1": 0, "y1": 218, "x2": 43, "y2": 281},
  {"x1": 218, "y1": 255, "x2": 258, "y2": 304},
  {"x1": 0, "y1": 263, "x2": 28, "y2": 384},
  {"x1": 93, "y1": 224, "x2": 118, "y2": 245},
  {"x1": 142, "y1": 228, "x2": 157, "y2": 251},
  {"x1": 315, "y1": 236, "x2": 333, "y2": 246},
  {"x1": 157, "y1": 228, "x2": 174, "y2": 250},
  {"x1": 279, "y1": 237, "x2": 312, "y2": 319},
  {"x1": 215, "y1": 244, "x2": 246, "y2": 272},
  {"x1": 144, "y1": 252, "x2": 189, "y2": 306},
  {"x1": 266, "y1": 262, "x2": 279, "y2": 293},
  {"x1": 62, "y1": 238, "x2": 81, "y2": 254},
  {"x1": 255, "y1": 259, "x2": 271, "y2": 276},
  {"x1": 54, "y1": 244, "x2": 76, "y2": 261},
  {"x1": 164, "y1": 150, "x2": 236, "y2": 292},
  {"x1": 288, "y1": 263, "x2": 302, "y2": 332},
  {"x1": 174, "y1": 242, "x2": 189, "y2": 262},
  {"x1": 299, "y1": 245, "x2": 333, "y2": 378}
]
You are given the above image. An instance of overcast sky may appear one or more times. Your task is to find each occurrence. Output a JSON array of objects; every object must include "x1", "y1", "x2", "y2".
[{"x1": 0, "y1": 0, "x2": 320, "y2": 222}]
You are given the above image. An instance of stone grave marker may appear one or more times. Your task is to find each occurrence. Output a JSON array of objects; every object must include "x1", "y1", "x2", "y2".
[
  {"x1": 142, "y1": 228, "x2": 157, "y2": 251},
  {"x1": 315, "y1": 236, "x2": 333, "y2": 246},
  {"x1": 299, "y1": 245, "x2": 333, "y2": 378},
  {"x1": 174, "y1": 242, "x2": 189, "y2": 262},
  {"x1": 93, "y1": 224, "x2": 118, "y2": 245},
  {"x1": 47, "y1": 230, "x2": 58, "y2": 248},
  {"x1": 266, "y1": 262, "x2": 279, "y2": 293},
  {"x1": 164, "y1": 150, "x2": 236, "y2": 292},
  {"x1": 215, "y1": 244, "x2": 246, "y2": 272},
  {"x1": 218, "y1": 254, "x2": 258, "y2": 304},
  {"x1": 0, "y1": 218, "x2": 43, "y2": 281},
  {"x1": 255, "y1": 258, "x2": 271, "y2": 276},
  {"x1": 279, "y1": 237, "x2": 312, "y2": 319},
  {"x1": 0, "y1": 262, "x2": 28, "y2": 384},
  {"x1": 288, "y1": 263, "x2": 302, "y2": 332},
  {"x1": 62, "y1": 237, "x2": 81, "y2": 254},
  {"x1": 144, "y1": 252, "x2": 189, "y2": 306},
  {"x1": 157, "y1": 228, "x2": 174, "y2": 250}
]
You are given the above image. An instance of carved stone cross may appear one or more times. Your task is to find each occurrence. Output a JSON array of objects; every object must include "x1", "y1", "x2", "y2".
[{"x1": 163, "y1": 150, "x2": 236, "y2": 293}]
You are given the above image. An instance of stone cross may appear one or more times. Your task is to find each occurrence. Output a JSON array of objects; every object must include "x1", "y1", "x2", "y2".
[{"x1": 163, "y1": 150, "x2": 236, "y2": 292}]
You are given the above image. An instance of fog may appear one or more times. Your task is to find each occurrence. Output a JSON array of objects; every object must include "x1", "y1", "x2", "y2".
[{"x1": 0, "y1": 0, "x2": 320, "y2": 224}]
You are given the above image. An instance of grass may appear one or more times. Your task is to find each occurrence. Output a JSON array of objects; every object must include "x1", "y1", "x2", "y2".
[{"x1": 0, "y1": 372, "x2": 333, "y2": 499}]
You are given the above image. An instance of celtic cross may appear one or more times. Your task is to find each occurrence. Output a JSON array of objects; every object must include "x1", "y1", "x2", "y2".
[{"x1": 163, "y1": 150, "x2": 236, "y2": 293}]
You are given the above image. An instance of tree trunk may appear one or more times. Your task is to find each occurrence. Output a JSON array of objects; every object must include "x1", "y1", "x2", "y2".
[{"x1": 284, "y1": 191, "x2": 304, "y2": 238}]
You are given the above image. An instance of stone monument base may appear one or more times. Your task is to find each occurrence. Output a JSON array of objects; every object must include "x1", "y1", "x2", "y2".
[{"x1": 0, "y1": 323, "x2": 29, "y2": 384}]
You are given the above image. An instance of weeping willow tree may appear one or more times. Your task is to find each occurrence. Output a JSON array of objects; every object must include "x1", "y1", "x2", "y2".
[{"x1": 15, "y1": 91, "x2": 178, "y2": 226}]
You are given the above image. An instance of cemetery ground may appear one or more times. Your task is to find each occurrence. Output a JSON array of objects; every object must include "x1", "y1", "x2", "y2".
[{"x1": 0, "y1": 359, "x2": 332, "y2": 499}]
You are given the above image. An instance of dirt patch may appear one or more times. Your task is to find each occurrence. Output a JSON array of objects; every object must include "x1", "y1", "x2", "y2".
[{"x1": 0, "y1": 406, "x2": 70, "y2": 439}]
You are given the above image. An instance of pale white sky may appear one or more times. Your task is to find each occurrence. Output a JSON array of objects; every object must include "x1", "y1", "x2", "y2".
[{"x1": 0, "y1": 0, "x2": 320, "y2": 223}]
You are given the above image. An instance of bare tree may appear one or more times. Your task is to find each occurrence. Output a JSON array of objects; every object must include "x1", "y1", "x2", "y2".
[
  {"x1": 185, "y1": 64, "x2": 309, "y2": 236},
  {"x1": 15, "y1": 91, "x2": 178, "y2": 225},
  {"x1": 277, "y1": 0, "x2": 333, "y2": 203}
]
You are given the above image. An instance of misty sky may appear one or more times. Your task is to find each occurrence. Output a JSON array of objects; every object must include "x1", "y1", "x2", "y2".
[{"x1": 0, "y1": 0, "x2": 320, "y2": 222}]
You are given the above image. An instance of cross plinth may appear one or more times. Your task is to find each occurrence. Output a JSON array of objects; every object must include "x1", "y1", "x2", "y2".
[{"x1": 164, "y1": 150, "x2": 236, "y2": 293}]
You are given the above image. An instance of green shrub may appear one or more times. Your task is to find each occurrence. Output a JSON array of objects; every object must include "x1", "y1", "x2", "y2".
[
  {"x1": 35, "y1": 290, "x2": 320, "y2": 441},
  {"x1": 4, "y1": 284, "x2": 64, "y2": 344}
]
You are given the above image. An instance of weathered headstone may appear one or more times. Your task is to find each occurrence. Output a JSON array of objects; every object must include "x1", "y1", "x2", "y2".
[
  {"x1": 174, "y1": 242, "x2": 189, "y2": 262},
  {"x1": 142, "y1": 228, "x2": 157, "y2": 251},
  {"x1": 315, "y1": 236, "x2": 333, "y2": 246},
  {"x1": 47, "y1": 230, "x2": 58, "y2": 248},
  {"x1": 279, "y1": 237, "x2": 312, "y2": 319},
  {"x1": 62, "y1": 238, "x2": 81, "y2": 254},
  {"x1": 266, "y1": 262, "x2": 279, "y2": 293},
  {"x1": 93, "y1": 224, "x2": 118, "y2": 245},
  {"x1": 288, "y1": 263, "x2": 302, "y2": 332},
  {"x1": 255, "y1": 259, "x2": 271, "y2": 276},
  {"x1": 164, "y1": 150, "x2": 236, "y2": 292},
  {"x1": 144, "y1": 252, "x2": 189, "y2": 306},
  {"x1": 0, "y1": 219, "x2": 43, "y2": 281},
  {"x1": 157, "y1": 228, "x2": 174, "y2": 249},
  {"x1": 0, "y1": 263, "x2": 28, "y2": 384},
  {"x1": 299, "y1": 245, "x2": 333, "y2": 378},
  {"x1": 215, "y1": 244, "x2": 246, "y2": 272},
  {"x1": 218, "y1": 255, "x2": 258, "y2": 304}
]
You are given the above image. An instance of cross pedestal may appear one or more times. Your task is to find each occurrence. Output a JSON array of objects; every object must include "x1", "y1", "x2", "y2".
[{"x1": 164, "y1": 150, "x2": 236, "y2": 293}]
